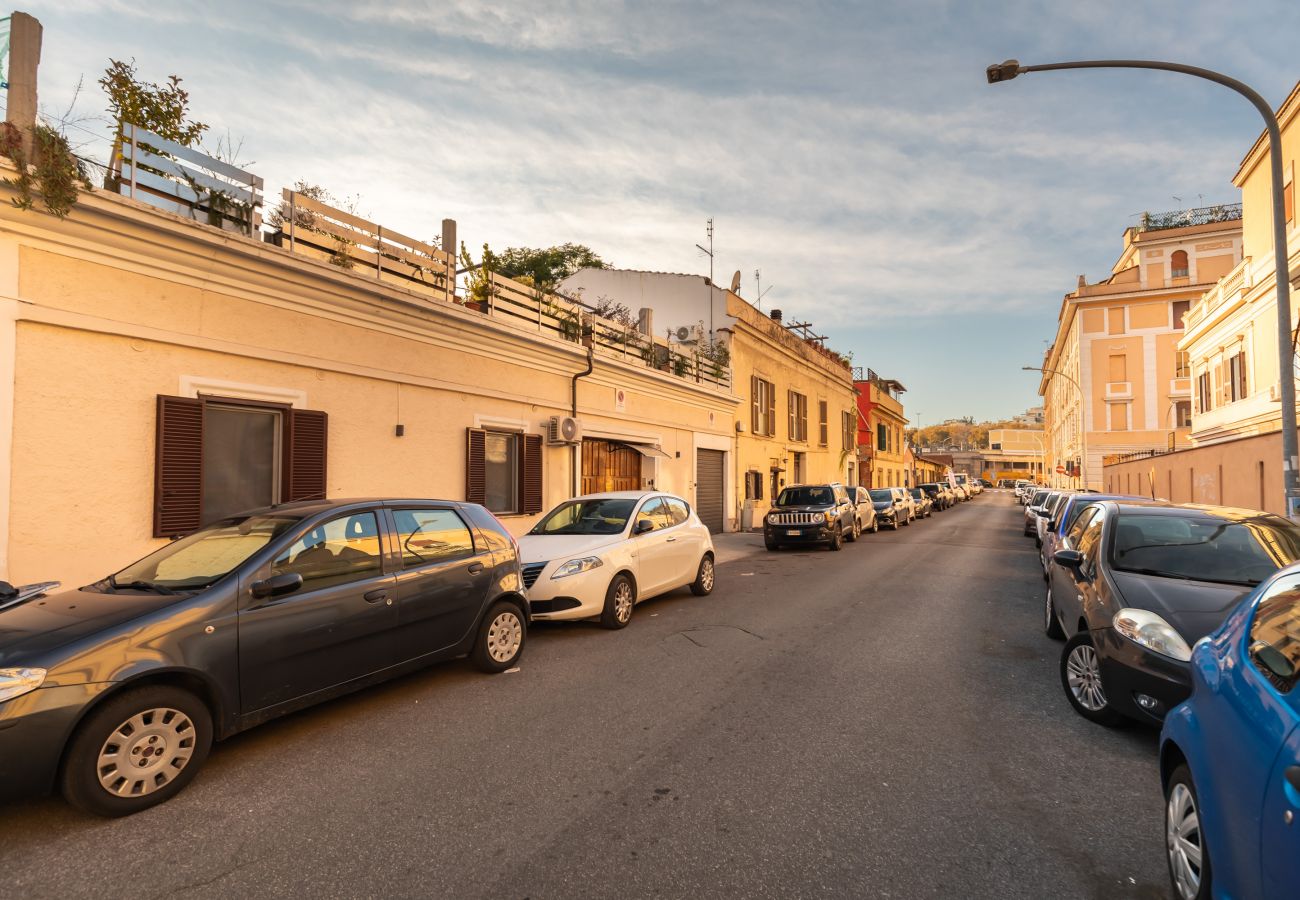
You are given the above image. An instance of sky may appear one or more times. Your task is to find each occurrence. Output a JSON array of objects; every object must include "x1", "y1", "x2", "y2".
[{"x1": 22, "y1": 0, "x2": 1300, "y2": 423}]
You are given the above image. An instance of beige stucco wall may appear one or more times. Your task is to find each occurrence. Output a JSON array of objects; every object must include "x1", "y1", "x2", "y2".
[
  {"x1": 1102, "y1": 431, "x2": 1285, "y2": 515},
  {"x1": 0, "y1": 180, "x2": 739, "y2": 586},
  {"x1": 727, "y1": 294, "x2": 857, "y2": 522}
]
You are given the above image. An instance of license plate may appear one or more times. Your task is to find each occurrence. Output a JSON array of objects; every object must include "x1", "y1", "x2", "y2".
[{"x1": 787, "y1": 529, "x2": 803, "y2": 536}]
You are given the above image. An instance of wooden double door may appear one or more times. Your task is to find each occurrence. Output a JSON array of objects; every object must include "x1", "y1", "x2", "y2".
[{"x1": 581, "y1": 439, "x2": 642, "y2": 495}]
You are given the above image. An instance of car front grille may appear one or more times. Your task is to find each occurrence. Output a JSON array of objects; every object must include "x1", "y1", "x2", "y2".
[
  {"x1": 769, "y1": 512, "x2": 824, "y2": 525},
  {"x1": 521, "y1": 562, "x2": 547, "y2": 590}
]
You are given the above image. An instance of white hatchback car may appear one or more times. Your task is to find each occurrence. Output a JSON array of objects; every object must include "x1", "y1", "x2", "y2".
[{"x1": 518, "y1": 491, "x2": 716, "y2": 629}]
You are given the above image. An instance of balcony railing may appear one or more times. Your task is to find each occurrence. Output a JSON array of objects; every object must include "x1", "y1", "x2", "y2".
[
  {"x1": 1136, "y1": 203, "x2": 1242, "y2": 233},
  {"x1": 117, "y1": 123, "x2": 263, "y2": 236}
]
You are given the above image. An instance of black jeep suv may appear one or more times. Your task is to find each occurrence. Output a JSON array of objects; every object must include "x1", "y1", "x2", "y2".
[{"x1": 763, "y1": 483, "x2": 858, "y2": 551}]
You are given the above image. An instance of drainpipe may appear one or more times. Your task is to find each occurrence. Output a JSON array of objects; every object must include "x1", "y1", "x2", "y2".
[{"x1": 571, "y1": 347, "x2": 594, "y2": 496}]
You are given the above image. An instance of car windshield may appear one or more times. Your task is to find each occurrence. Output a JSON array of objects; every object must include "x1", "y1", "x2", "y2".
[
  {"x1": 112, "y1": 514, "x2": 302, "y2": 591},
  {"x1": 868, "y1": 489, "x2": 892, "y2": 502},
  {"x1": 531, "y1": 498, "x2": 637, "y2": 535},
  {"x1": 909, "y1": 489, "x2": 923, "y2": 499},
  {"x1": 1030, "y1": 490, "x2": 1048, "y2": 506},
  {"x1": 777, "y1": 487, "x2": 835, "y2": 506},
  {"x1": 1110, "y1": 513, "x2": 1300, "y2": 586}
]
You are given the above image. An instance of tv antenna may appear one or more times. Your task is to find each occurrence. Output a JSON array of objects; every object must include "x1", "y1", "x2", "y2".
[
  {"x1": 695, "y1": 217, "x2": 715, "y2": 338},
  {"x1": 754, "y1": 269, "x2": 774, "y2": 311}
]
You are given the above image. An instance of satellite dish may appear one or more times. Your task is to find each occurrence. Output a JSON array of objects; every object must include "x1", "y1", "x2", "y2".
[{"x1": 730, "y1": 270, "x2": 742, "y2": 292}]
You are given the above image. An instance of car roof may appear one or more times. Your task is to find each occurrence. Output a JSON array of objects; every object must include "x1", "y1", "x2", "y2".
[
  {"x1": 570, "y1": 490, "x2": 663, "y2": 500},
  {"x1": 1104, "y1": 500, "x2": 1288, "y2": 522}
]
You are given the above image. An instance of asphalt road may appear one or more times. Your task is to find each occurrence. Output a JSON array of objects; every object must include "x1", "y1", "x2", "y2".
[{"x1": 1, "y1": 494, "x2": 1169, "y2": 899}]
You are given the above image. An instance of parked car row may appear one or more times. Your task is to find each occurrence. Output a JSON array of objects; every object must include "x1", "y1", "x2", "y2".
[
  {"x1": 763, "y1": 478, "x2": 976, "y2": 550},
  {"x1": 0, "y1": 489, "x2": 717, "y2": 817},
  {"x1": 1020, "y1": 492, "x2": 1300, "y2": 898}
]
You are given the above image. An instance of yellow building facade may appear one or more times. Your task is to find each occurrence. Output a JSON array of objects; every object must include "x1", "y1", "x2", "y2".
[
  {"x1": 1041, "y1": 215, "x2": 1242, "y2": 489},
  {"x1": 1181, "y1": 82, "x2": 1300, "y2": 446},
  {"x1": 0, "y1": 168, "x2": 741, "y2": 587},
  {"x1": 983, "y1": 428, "x2": 1046, "y2": 482}
]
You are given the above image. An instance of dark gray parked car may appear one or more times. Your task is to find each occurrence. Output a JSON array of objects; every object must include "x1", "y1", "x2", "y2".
[
  {"x1": 0, "y1": 498, "x2": 528, "y2": 816},
  {"x1": 764, "y1": 483, "x2": 859, "y2": 550}
]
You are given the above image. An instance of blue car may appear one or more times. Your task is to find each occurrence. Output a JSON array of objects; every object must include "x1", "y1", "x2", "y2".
[{"x1": 1159, "y1": 562, "x2": 1300, "y2": 899}]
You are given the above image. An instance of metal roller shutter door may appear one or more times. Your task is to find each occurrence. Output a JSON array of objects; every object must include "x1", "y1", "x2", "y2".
[{"x1": 695, "y1": 448, "x2": 725, "y2": 533}]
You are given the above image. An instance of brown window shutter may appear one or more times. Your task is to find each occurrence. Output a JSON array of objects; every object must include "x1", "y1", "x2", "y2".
[
  {"x1": 283, "y1": 409, "x2": 329, "y2": 502},
  {"x1": 766, "y1": 383, "x2": 776, "y2": 436},
  {"x1": 750, "y1": 375, "x2": 760, "y2": 434},
  {"x1": 521, "y1": 433, "x2": 543, "y2": 514},
  {"x1": 154, "y1": 395, "x2": 204, "y2": 538},
  {"x1": 466, "y1": 428, "x2": 487, "y2": 505}
]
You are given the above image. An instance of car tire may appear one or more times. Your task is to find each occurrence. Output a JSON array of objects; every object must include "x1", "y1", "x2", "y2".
[
  {"x1": 845, "y1": 518, "x2": 860, "y2": 542},
  {"x1": 1059, "y1": 632, "x2": 1125, "y2": 727},
  {"x1": 1043, "y1": 584, "x2": 1065, "y2": 640},
  {"x1": 61, "y1": 685, "x2": 213, "y2": 817},
  {"x1": 600, "y1": 573, "x2": 636, "y2": 629},
  {"x1": 870, "y1": 518, "x2": 879, "y2": 534},
  {"x1": 765, "y1": 538, "x2": 780, "y2": 551},
  {"x1": 471, "y1": 600, "x2": 527, "y2": 672},
  {"x1": 827, "y1": 527, "x2": 843, "y2": 551},
  {"x1": 1165, "y1": 764, "x2": 1212, "y2": 900},
  {"x1": 901, "y1": 513, "x2": 911, "y2": 527},
  {"x1": 689, "y1": 554, "x2": 715, "y2": 596},
  {"x1": 890, "y1": 517, "x2": 900, "y2": 531}
]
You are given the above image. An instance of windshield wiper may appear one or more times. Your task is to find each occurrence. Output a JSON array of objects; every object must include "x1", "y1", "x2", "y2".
[
  {"x1": 1117, "y1": 566, "x2": 1255, "y2": 587},
  {"x1": 107, "y1": 576, "x2": 175, "y2": 595}
]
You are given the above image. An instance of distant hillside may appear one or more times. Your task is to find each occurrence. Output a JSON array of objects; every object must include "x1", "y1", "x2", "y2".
[{"x1": 907, "y1": 419, "x2": 1025, "y2": 451}]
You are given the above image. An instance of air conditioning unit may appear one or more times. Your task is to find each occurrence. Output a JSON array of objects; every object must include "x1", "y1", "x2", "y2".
[
  {"x1": 547, "y1": 416, "x2": 583, "y2": 444},
  {"x1": 673, "y1": 323, "x2": 706, "y2": 345},
  {"x1": 1270, "y1": 383, "x2": 1281, "y2": 401}
]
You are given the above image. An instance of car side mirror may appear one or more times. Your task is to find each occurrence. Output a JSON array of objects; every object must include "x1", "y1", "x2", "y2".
[
  {"x1": 1250, "y1": 640, "x2": 1296, "y2": 682},
  {"x1": 1048, "y1": 519, "x2": 1058, "y2": 531},
  {"x1": 252, "y1": 572, "x2": 303, "y2": 599},
  {"x1": 1053, "y1": 549, "x2": 1083, "y2": 570},
  {"x1": 633, "y1": 519, "x2": 656, "y2": 535}
]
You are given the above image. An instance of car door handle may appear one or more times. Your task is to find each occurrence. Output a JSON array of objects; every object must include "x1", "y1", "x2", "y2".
[
  {"x1": 1286, "y1": 765, "x2": 1300, "y2": 793},
  {"x1": 467, "y1": 562, "x2": 484, "y2": 574},
  {"x1": 364, "y1": 589, "x2": 390, "y2": 604}
]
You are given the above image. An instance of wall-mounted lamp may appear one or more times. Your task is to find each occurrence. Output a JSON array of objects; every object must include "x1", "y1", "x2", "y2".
[{"x1": 395, "y1": 424, "x2": 405, "y2": 437}]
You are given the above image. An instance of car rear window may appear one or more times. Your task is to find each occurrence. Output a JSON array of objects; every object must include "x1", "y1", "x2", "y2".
[
  {"x1": 1111, "y1": 513, "x2": 1300, "y2": 586},
  {"x1": 1030, "y1": 491, "x2": 1048, "y2": 506},
  {"x1": 868, "y1": 489, "x2": 892, "y2": 502}
]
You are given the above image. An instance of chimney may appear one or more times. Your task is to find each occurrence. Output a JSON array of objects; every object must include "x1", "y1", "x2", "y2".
[
  {"x1": 638, "y1": 307, "x2": 654, "y2": 336},
  {"x1": 5, "y1": 13, "x2": 43, "y2": 161},
  {"x1": 769, "y1": 308, "x2": 783, "y2": 322}
]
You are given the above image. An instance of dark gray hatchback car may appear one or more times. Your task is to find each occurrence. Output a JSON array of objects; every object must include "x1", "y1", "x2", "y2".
[{"x1": 0, "y1": 498, "x2": 527, "y2": 816}]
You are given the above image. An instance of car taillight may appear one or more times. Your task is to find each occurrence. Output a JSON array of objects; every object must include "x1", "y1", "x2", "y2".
[{"x1": 485, "y1": 510, "x2": 519, "y2": 555}]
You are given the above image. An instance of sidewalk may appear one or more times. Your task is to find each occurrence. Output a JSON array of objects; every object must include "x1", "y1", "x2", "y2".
[{"x1": 711, "y1": 530, "x2": 768, "y2": 565}]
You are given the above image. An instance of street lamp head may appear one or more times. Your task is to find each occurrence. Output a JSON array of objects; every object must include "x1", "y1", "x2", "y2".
[
  {"x1": 986, "y1": 59, "x2": 1023, "y2": 84},
  {"x1": 1021, "y1": 366, "x2": 1041, "y2": 372}
]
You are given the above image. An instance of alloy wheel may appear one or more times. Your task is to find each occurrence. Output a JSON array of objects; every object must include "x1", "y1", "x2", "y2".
[
  {"x1": 1065, "y1": 643, "x2": 1108, "y2": 711},
  {"x1": 614, "y1": 581, "x2": 634, "y2": 623},
  {"x1": 699, "y1": 558, "x2": 715, "y2": 592},
  {"x1": 1166, "y1": 783, "x2": 1203, "y2": 900},
  {"x1": 485, "y1": 610, "x2": 523, "y2": 663},
  {"x1": 96, "y1": 707, "x2": 196, "y2": 798}
]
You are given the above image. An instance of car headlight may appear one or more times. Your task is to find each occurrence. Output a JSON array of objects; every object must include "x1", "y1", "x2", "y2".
[
  {"x1": 0, "y1": 667, "x2": 46, "y2": 703},
  {"x1": 1112, "y1": 609, "x2": 1193, "y2": 662},
  {"x1": 551, "y1": 557, "x2": 604, "y2": 579}
]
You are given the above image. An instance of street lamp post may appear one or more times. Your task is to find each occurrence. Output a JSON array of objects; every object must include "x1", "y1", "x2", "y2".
[
  {"x1": 1023, "y1": 365, "x2": 1087, "y2": 489},
  {"x1": 990, "y1": 58, "x2": 1299, "y2": 517}
]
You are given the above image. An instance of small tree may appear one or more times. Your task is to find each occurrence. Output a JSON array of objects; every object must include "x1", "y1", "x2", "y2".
[
  {"x1": 495, "y1": 243, "x2": 608, "y2": 289},
  {"x1": 100, "y1": 59, "x2": 208, "y2": 187}
]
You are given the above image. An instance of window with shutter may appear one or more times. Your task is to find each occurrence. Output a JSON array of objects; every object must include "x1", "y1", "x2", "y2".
[
  {"x1": 818, "y1": 400, "x2": 828, "y2": 446},
  {"x1": 765, "y1": 382, "x2": 775, "y2": 436},
  {"x1": 154, "y1": 394, "x2": 328, "y2": 538},
  {"x1": 750, "y1": 375, "x2": 760, "y2": 434}
]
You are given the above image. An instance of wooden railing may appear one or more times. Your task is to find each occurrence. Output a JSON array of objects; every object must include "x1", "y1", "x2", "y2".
[
  {"x1": 118, "y1": 123, "x2": 263, "y2": 236},
  {"x1": 277, "y1": 189, "x2": 455, "y2": 302},
  {"x1": 483, "y1": 273, "x2": 731, "y2": 389}
]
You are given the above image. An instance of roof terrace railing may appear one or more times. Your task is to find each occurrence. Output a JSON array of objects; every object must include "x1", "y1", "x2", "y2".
[
  {"x1": 1136, "y1": 202, "x2": 1243, "y2": 233},
  {"x1": 118, "y1": 123, "x2": 263, "y2": 236},
  {"x1": 276, "y1": 188, "x2": 455, "y2": 302}
]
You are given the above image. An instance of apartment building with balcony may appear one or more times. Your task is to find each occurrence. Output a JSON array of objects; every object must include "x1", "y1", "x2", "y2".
[
  {"x1": 1040, "y1": 209, "x2": 1243, "y2": 489},
  {"x1": 854, "y1": 372, "x2": 908, "y2": 487}
]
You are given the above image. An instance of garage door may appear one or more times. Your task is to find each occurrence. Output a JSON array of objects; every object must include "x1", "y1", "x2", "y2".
[{"x1": 695, "y1": 448, "x2": 725, "y2": 533}]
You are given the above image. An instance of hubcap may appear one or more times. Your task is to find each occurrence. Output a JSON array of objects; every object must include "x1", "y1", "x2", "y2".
[
  {"x1": 486, "y1": 610, "x2": 522, "y2": 663},
  {"x1": 699, "y1": 559, "x2": 714, "y2": 592},
  {"x1": 1066, "y1": 643, "x2": 1108, "y2": 711},
  {"x1": 97, "y1": 707, "x2": 195, "y2": 797},
  {"x1": 1045, "y1": 587, "x2": 1054, "y2": 630},
  {"x1": 614, "y1": 581, "x2": 633, "y2": 622},
  {"x1": 1166, "y1": 783, "x2": 1203, "y2": 900}
]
